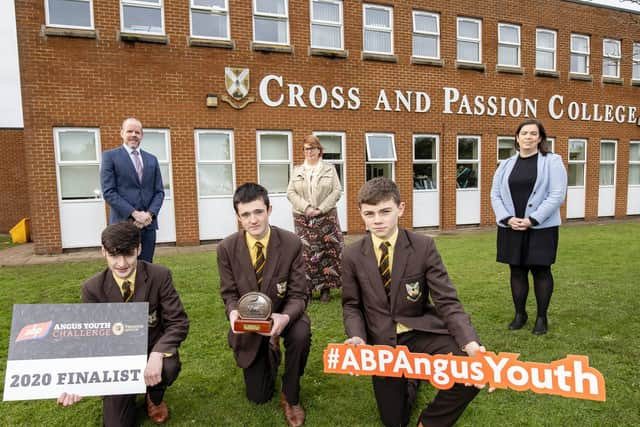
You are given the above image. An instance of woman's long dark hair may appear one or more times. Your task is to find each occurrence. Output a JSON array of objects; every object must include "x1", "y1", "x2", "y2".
[{"x1": 514, "y1": 119, "x2": 551, "y2": 155}]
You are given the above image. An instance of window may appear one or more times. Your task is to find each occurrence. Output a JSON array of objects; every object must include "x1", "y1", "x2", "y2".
[
  {"x1": 634, "y1": 43, "x2": 640, "y2": 81},
  {"x1": 314, "y1": 132, "x2": 345, "y2": 186},
  {"x1": 497, "y1": 137, "x2": 515, "y2": 162},
  {"x1": 310, "y1": 0, "x2": 343, "y2": 50},
  {"x1": 413, "y1": 135, "x2": 438, "y2": 190},
  {"x1": 536, "y1": 28, "x2": 556, "y2": 71},
  {"x1": 365, "y1": 133, "x2": 396, "y2": 180},
  {"x1": 196, "y1": 130, "x2": 234, "y2": 197},
  {"x1": 547, "y1": 137, "x2": 555, "y2": 153},
  {"x1": 46, "y1": 0, "x2": 93, "y2": 29},
  {"x1": 412, "y1": 11, "x2": 439, "y2": 59},
  {"x1": 599, "y1": 140, "x2": 617, "y2": 186},
  {"x1": 190, "y1": 0, "x2": 229, "y2": 40},
  {"x1": 570, "y1": 34, "x2": 590, "y2": 74},
  {"x1": 253, "y1": 0, "x2": 289, "y2": 45},
  {"x1": 143, "y1": 130, "x2": 172, "y2": 197},
  {"x1": 54, "y1": 128, "x2": 101, "y2": 200},
  {"x1": 602, "y1": 39, "x2": 621, "y2": 78},
  {"x1": 457, "y1": 17, "x2": 481, "y2": 63},
  {"x1": 363, "y1": 4, "x2": 393, "y2": 55},
  {"x1": 257, "y1": 131, "x2": 291, "y2": 193},
  {"x1": 630, "y1": 142, "x2": 640, "y2": 185},
  {"x1": 457, "y1": 136, "x2": 479, "y2": 189},
  {"x1": 121, "y1": 0, "x2": 163, "y2": 34},
  {"x1": 568, "y1": 139, "x2": 587, "y2": 187},
  {"x1": 498, "y1": 23, "x2": 520, "y2": 67}
]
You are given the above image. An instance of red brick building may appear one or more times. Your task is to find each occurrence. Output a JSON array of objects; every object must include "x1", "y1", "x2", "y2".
[{"x1": 2, "y1": 0, "x2": 640, "y2": 254}]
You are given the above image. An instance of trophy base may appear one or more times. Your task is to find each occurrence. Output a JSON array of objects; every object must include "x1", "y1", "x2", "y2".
[{"x1": 233, "y1": 319, "x2": 273, "y2": 333}]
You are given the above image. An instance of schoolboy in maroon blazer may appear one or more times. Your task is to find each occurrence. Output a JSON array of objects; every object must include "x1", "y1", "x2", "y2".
[
  {"x1": 217, "y1": 183, "x2": 310, "y2": 427},
  {"x1": 342, "y1": 178, "x2": 486, "y2": 427}
]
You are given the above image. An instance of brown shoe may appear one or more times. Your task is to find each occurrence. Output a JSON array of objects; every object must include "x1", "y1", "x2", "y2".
[
  {"x1": 146, "y1": 394, "x2": 169, "y2": 424},
  {"x1": 280, "y1": 392, "x2": 305, "y2": 427}
]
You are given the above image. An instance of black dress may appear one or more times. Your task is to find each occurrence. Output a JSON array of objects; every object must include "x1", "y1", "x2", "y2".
[{"x1": 496, "y1": 153, "x2": 559, "y2": 266}]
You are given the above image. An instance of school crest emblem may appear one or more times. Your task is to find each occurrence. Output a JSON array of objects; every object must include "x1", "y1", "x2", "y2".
[
  {"x1": 148, "y1": 309, "x2": 158, "y2": 327},
  {"x1": 221, "y1": 67, "x2": 256, "y2": 109},
  {"x1": 276, "y1": 281, "x2": 287, "y2": 298},
  {"x1": 405, "y1": 281, "x2": 421, "y2": 302}
]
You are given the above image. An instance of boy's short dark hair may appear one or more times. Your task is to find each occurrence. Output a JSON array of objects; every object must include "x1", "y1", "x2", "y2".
[
  {"x1": 358, "y1": 177, "x2": 402, "y2": 207},
  {"x1": 233, "y1": 183, "x2": 271, "y2": 213},
  {"x1": 101, "y1": 222, "x2": 141, "y2": 256}
]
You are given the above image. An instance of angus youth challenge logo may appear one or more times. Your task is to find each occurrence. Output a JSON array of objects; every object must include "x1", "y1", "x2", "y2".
[
  {"x1": 222, "y1": 67, "x2": 255, "y2": 109},
  {"x1": 15, "y1": 321, "x2": 53, "y2": 342}
]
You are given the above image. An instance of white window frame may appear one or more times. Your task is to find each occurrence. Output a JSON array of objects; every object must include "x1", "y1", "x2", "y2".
[
  {"x1": 120, "y1": 0, "x2": 165, "y2": 35},
  {"x1": 497, "y1": 136, "x2": 515, "y2": 163},
  {"x1": 498, "y1": 23, "x2": 521, "y2": 67},
  {"x1": 195, "y1": 129, "x2": 235, "y2": 198},
  {"x1": 536, "y1": 28, "x2": 557, "y2": 72},
  {"x1": 257, "y1": 130, "x2": 292, "y2": 194},
  {"x1": 363, "y1": 3, "x2": 394, "y2": 55},
  {"x1": 547, "y1": 137, "x2": 555, "y2": 154},
  {"x1": 633, "y1": 43, "x2": 640, "y2": 82},
  {"x1": 413, "y1": 134, "x2": 439, "y2": 191},
  {"x1": 599, "y1": 140, "x2": 617, "y2": 187},
  {"x1": 54, "y1": 127, "x2": 102, "y2": 201},
  {"x1": 412, "y1": 10, "x2": 440, "y2": 59},
  {"x1": 189, "y1": 0, "x2": 230, "y2": 40},
  {"x1": 630, "y1": 141, "x2": 640, "y2": 186},
  {"x1": 253, "y1": 0, "x2": 290, "y2": 45},
  {"x1": 310, "y1": 0, "x2": 344, "y2": 50},
  {"x1": 143, "y1": 129, "x2": 172, "y2": 199},
  {"x1": 570, "y1": 33, "x2": 590, "y2": 75},
  {"x1": 602, "y1": 38, "x2": 621, "y2": 78},
  {"x1": 457, "y1": 17, "x2": 482, "y2": 64},
  {"x1": 456, "y1": 135, "x2": 480, "y2": 189},
  {"x1": 313, "y1": 131, "x2": 346, "y2": 188},
  {"x1": 45, "y1": 0, "x2": 94, "y2": 30},
  {"x1": 568, "y1": 139, "x2": 587, "y2": 188},
  {"x1": 365, "y1": 133, "x2": 396, "y2": 181}
]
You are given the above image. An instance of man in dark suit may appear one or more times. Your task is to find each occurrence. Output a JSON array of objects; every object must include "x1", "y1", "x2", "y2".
[
  {"x1": 217, "y1": 183, "x2": 310, "y2": 427},
  {"x1": 58, "y1": 222, "x2": 189, "y2": 426},
  {"x1": 342, "y1": 178, "x2": 486, "y2": 427},
  {"x1": 101, "y1": 117, "x2": 164, "y2": 262}
]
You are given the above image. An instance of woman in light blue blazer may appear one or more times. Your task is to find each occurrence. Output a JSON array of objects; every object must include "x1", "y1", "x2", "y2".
[{"x1": 490, "y1": 119, "x2": 567, "y2": 335}]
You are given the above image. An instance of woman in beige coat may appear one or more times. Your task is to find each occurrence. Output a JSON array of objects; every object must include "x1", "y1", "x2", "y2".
[{"x1": 287, "y1": 135, "x2": 344, "y2": 302}]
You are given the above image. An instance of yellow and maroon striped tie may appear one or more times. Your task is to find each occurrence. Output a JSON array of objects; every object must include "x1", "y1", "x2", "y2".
[
  {"x1": 255, "y1": 242, "x2": 265, "y2": 287},
  {"x1": 379, "y1": 241, "x2": 391, "y2": 296},
  {"x1": 122, "y1": 280, "x2": 133, "y2": 302}
]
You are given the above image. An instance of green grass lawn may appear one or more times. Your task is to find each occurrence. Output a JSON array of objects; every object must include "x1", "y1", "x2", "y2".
[{"x1": 1, "y1": 223, "x2": 639, "y2": 426}]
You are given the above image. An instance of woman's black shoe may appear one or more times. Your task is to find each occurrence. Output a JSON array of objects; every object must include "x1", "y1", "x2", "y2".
[
  {"x1": 532, "y1": 317, "x2": 548, "y2": 335},
  {"x1": 320, "y1": 288, "x2": 330, "y2": 303},
  {"x1": 508, "y1": 313, "x2": 528, "y2": 330}
]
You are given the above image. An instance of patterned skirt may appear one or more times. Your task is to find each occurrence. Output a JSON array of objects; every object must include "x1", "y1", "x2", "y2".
[{"x1": 293, "y1": 208, "x2": 344, "y2": 292}]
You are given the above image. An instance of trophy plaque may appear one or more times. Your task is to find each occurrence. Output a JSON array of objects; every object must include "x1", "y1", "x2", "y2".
[{"x1": 234, "y1": 292, "x2": 273, "y2": 333}]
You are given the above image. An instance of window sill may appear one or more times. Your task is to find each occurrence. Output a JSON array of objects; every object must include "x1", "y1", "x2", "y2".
[
  {"x1": 496, "y1": 65, "x2": 524, "y2": 75},
  {"x1": 456, "y1": 61, "x2": 485, "y2": 72},
  {"x1": 632, "y1": 80, "x2": 640, "y2": 87},
  {"x1": 362, "y1": 52, "x2": 398, "y2": 63},
  {"x1": 569, "y1": 73, "x2": 592, "y2": 82},
  {"x1": 43, "y1": 26, "x2": 97, "y2": 39},
  {"x1": 309, "y1": 48, "x2": 348, "y2": 58},
  {"x1": 535, "y1": 70, "x2": 559, "y2": 78},
  {"x1": 411, "y1": 57, "x2": 443, "y2": 67},
  {"x1": 119, "y1": 32, "x2": 168, "y2": 44},
  {"x1": 189, "y1": 37, "x2": 235, "y2": 49},
  {"x1": 602, "y1": 76, "x2": 623, "y2": 85},
  {"x1": 251, "y1": 42, "x2": 293, "y2": 53}
]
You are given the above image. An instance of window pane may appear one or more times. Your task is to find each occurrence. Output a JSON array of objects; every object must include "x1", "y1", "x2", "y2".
[
  {"x1": 600, "y1": 143, "x2": 615, "y2": 161},
  {"x1": 603, "y1": 40, "x2": 619, "y2": 56},
  {"x1": 569, "y1": 141, "x2": 585, "y2": 160},
  {"x1": 365, "y1": 8, "x2": 390, "y2": 27},
  {"x1": 318, "y1": 135, "x2": 342, "y2": 160},
  {"x1": 458, "y1": 21, "x2": 479, "y2": 39},
  {"x1": 255, "y1": 17, "x2": 287, "y2": 43},
  {"x1": 260, "y1": 134, "x2": 288, "y2": 160},
  {"x1": 193, "y1": 0, "x2": 226, "y2": 7},
  {"x1": 59, "y1": 131, "x2": 97, "y2": 161},
  {"x1": 255, "y1": 0, "x2": 286, "y2": 15},
  {"x1": 633, "y1": 63, "x2": 640, "y2": 80},
  {"x1": 199, "y1": 133, "x2": 231, "y2": 161},
  {"x1": 123, "y1": 5, "x2": 162, "y2": 33},
  {"x1": 142, "y1": 132, "x2": 167, "y2": 161},
  {"x1": 498, "y1": 138, "x2": 515, "y2": 160},
  {"x1": 458, "y1": 138, "x2": 478, "y2": 160},
  {"x1": 192, "y1": 10, "x2": 228, "y2": 38},
  {"x1": 59, "y1": 165, "x2": 101, "y2": 199},
  {"x1": 413, "y1": 164, "x2": 437, "y2": 190},
  {"x1": 634, "y1": 44, "x2": 640, "y2": 60},
  {"x1": 364, "y1": 30, "x2": 391, "y2": 53},
  {"x1": 198, "y1": 164, "x2": 233, "y2": 196},
  {"x1": 599, "y1": 164, "x2": 614, "y2": 186},
  {"x1": 313, "y1": 1, "x2": 339, "y2": 22},
  {"x1": 332, "y1": 163, "x2": 343, "y2": 185},
  {"x1": 537, "y1": 31, "x2": 554, "y2": 49},
  {"x1": 413, "y1": 35, "x2": 437, "y2": 57},
  {"x1": 160, "y1": 164, "x2": 171, "y2": 195},
  {"x1": 568, "y1": 164, "x2": 585, "y2": 186},
  {"x1": 629, "y1": 164, "x2": 640, "y2": 185},
  {"x1": 456, "y1": 163, "x2": 478, "y2": 188},
  {"x1": 48, "y1": 0, "x2": 92, "y2": 27},
  {"x1": 499, "y1": 46, "x2": 518, "y2": 66},
  {"x1": 571, "y1": 36, "x2": 588, "y2": 52},
  {"x1": 457, "y1": 41, "x2": 479, "y2": 62},
  {"x1": 312, "y1": 25, "x2": 341, "y2": 49},
  {"x1": 366, "y1": 163, "x2": 392, "y2": 180},
  {"x1": 571, "y1": 55, "x2": 587, "y2": 73},
  {"x1": 367, "y1": 135, "x2": 394, "y2": 160},
  {"x1": 603, "y1": 59, "x2": 619, "y2": 77},
  {"x1": 499, "y1": 26, "x2": 518, "y2": 43},
  {"x1": 414, "y1": 14, "x2": 437, "y2": 33},
  {"x1": 414, "y1": 136, "x2": 436, "y2": 160},
  {"x1": 630, "y1": 144, "x2": 640, "y2": 161},
  {"x1": 259, "y1": 164, "x2": 289, "y2": 192},
  {"x1": 536, "y1": 51, "x2": 554, "y2": 70}
]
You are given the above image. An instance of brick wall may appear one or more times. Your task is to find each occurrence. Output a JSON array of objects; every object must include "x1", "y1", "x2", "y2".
[
  {"x1": 0, "y1": 129, "x2": 29, "y2": 233},
  {"x1": 12, "y1": 0, "x2": 640, "y2": 253}
]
